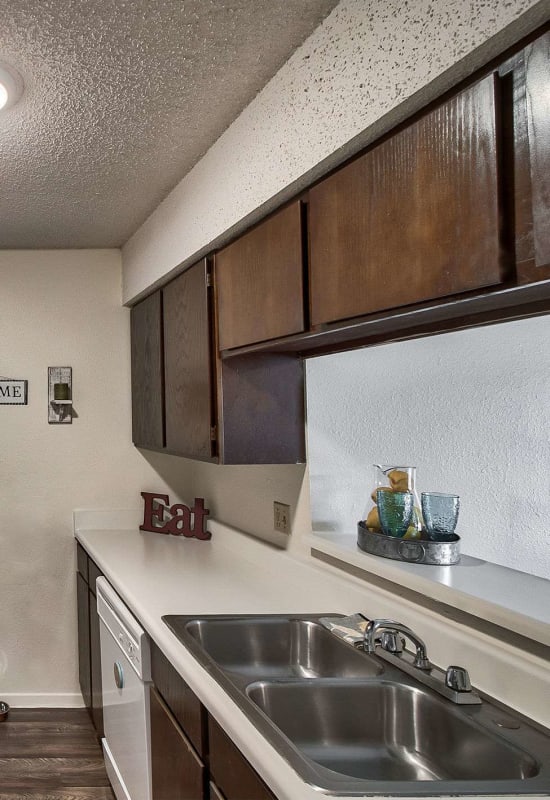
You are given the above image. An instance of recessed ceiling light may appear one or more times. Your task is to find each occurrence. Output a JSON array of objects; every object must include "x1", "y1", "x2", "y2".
[{"x1": 0, "y1": 61, "x2": 24, "y2": 111}]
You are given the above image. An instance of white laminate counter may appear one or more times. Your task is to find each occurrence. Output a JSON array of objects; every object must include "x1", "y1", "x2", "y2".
[
  {"x1": 75, "y1": 511, "x2": 550, "y2": 800},
  {"x1": 309, "y1": 532, "x2": 550, "y2": 647}
]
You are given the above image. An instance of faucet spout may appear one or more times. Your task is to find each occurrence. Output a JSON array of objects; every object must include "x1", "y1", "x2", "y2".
[{"x1": 364, "y1": 619, "x2": 430, "y2": 670}]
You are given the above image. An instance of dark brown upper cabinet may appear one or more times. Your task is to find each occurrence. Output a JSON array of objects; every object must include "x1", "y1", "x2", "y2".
[
  {"x1": 131, "y1": 292, "x2": 165, "y2": 450},
  {"x1": 215, "y1": 201, "x2": 306, "y2": 350},
  {"x1": 519, "y1": 30, "x2": 550, "y2": 282},
  {"x1": 308, "y1": 74, "x2": 504, "y2": 327},
  {"x1": 163, "y1": 259, "x2": 217, "y2": 462},
  {"x1": 129, "y1": 260, "x2": 305, "y2": 465}
]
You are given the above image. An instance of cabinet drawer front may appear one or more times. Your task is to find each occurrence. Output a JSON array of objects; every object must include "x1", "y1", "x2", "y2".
[
  {"x1": 151, "y1": 641, "x2": 206, "y2": 756},
  {"x1": 151, "y1": 687, "x2": 206, "y2": 800},
  {"x1": 310, "y1": 74, "x2": 502, "y2": 325},
  {"x1": 208, "y1": 717, "x2": 277, "y2": 800},
  {"x1": 215, "y1": 202, "x2": 305, "y2": 350}
]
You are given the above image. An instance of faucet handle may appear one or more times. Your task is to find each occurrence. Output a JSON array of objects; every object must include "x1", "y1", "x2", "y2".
[
  {"x1": 445, "y1": 665, "x2": 472, "y2": 693},
  {"x1": 380, "y1": 631, "x2": 405, "y2": 654}
]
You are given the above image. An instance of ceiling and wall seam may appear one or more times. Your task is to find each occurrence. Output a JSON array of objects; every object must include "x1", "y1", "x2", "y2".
[{"x1": 121, "y1": 0, "x2": 549, "y2": 304}]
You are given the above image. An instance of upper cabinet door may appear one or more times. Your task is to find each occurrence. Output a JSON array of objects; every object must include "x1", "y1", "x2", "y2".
[
  {"x1": 215, "y1": 201, "x2": 305, "y2": 350},
  {"x1": 163, "y1": 259, "x2": 216, "y2": 461},
  {"x1": 524, "y1": 30, "x2": 550, "y2": 278},
  {"x1": 131, "y1": 291, "x2": 165, "y2": 450},
  {"x1": 309, "y1": 74, "x2": 503, "y2": 326}
]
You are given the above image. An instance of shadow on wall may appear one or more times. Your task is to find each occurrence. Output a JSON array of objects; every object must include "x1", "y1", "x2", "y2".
[{"x1": 136, "y1": 449, "x2": 307, "y2": 548}]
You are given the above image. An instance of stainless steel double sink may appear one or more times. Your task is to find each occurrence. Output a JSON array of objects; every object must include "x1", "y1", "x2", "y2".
[{"x1": 163, "y1": 614, "x2": 550, "y2": 796}]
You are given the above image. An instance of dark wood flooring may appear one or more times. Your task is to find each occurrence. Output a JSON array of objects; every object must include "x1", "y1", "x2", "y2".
[{"x1": 0, "y1": 708, "x2": 115, "y2": 800}]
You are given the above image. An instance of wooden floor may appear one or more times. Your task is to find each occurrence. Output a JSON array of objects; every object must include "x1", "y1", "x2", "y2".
[{"x1": 0, "y1": 708, "x2": 115, "y2": 800}]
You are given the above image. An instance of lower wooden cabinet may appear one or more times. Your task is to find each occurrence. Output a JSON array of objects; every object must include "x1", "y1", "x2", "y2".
[
  {"x1": 208, "y1": 717, "x2": 277, "y2": 800},
  {"x1": 89, "y1": 583, "x2": 103, "y2": 735},
  {"x1": 76, "y1": 543, "x2": 104, "y2": 737},
  {"x1": 150, "y1": 641, "x2": 278, "y2": 800},
  {"x1": 76, "y1": 572, "x2": 91, "y2": 709},
  {"x1": 208, "y1": 782, "x2": 226, "y2": 800},
  {"x1": 151, "y1": 641, "x2": 206, "y2": 756},
  {"x1": 151, "y1": 687, "x2": 206, "y2": 800}
]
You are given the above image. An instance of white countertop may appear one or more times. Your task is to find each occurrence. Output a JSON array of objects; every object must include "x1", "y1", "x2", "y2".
[
  {"x1": 76, "y1": 517, "x2": 370, "y2": 800},
  {"x1": 309, "y1": 531, "x2": 550, "y2": 647},
  {"x1": 75, "y1": 510, "x2": 549, "y2": 800}
]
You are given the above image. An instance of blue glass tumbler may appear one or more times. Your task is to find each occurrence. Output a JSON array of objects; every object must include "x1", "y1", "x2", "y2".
[
  {"x1": 421, "y1": 492, "x2": 460, "y2": 541},
  {"x1": 376, "y1": 489, "x2": 414, "y2": 538}
]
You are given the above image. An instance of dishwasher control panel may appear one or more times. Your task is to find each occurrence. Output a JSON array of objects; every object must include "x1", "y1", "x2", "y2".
[
  {"x1": 96, "y1": 576, "x2": 151, "y2": 681},
  {"x1": 117, "y1": 630, "x2": 141, "y2": 671}
]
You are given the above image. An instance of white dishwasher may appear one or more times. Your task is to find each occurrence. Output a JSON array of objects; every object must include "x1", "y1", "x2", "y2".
[{"x1": 96, "y1": 577, "x2": 152, "y2": 800}]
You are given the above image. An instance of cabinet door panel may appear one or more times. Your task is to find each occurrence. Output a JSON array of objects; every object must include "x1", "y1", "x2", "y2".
[
  {"x1": 218, "y1": 352, "x2": 305, "y2": 465},
  {"x1": 525, "y1": 31, "x2": 550, "y2": 274},
  {"x1": 215, "y1": 202, "x2": 305, "y2": 350},
  {"x1": 163, "y1": 260, "x2": 215, "y2": 460},
  {"x1": 151, "y1": 641, "x2": 206, "y2": 757},
  {"x1": 309, "y1": 74, "x2": 502, "y2": 325},
  {"x1": 76, "y1": 573, "x2": 91, "y2": 711},
  {"x1": 208, "y1": 717, "x2": 277, "y2": 800},
  {"x1": 89, "y1": 587, "x2": 103, "y2": 737},
  {"x1": 151, "y1": 687, "x2": 205, "y2": 800},
  {"x1": 131, "y1": 292, "x2": 165, "y2": 449}
]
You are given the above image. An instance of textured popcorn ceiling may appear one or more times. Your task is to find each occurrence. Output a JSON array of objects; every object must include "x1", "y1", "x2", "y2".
[{"x1": 0, "y1": 0, "x2": 338, "y2": 248}]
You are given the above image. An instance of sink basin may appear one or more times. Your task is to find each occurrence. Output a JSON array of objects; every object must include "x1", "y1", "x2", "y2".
[
  {"x1": 246, "y1": 679, "x2": 538, "y2": 783},
  {"x1": 163, "y1": 614, "x2": 550, "y2": 795},
  {"x1": 165, "y1": 614, "x2": 382, "y2": 680}
]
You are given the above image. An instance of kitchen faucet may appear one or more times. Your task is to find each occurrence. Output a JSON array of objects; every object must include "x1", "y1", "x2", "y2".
[
  {"x1": 363, "y1": 618, "x2": 481, "y2": 705},
  {"x1": 364, "y1": 618, "x2": 430, "y2": 669}
]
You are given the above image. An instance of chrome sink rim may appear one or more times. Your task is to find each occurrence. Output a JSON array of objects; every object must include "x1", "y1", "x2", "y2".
[{"x1": 162, "y1": 614, "x2": 550, "y2": 796}]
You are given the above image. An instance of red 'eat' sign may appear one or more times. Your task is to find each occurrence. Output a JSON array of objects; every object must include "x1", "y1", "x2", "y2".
[{"x1": 140, "y1": 492, "x2": 211, "y2": 540}]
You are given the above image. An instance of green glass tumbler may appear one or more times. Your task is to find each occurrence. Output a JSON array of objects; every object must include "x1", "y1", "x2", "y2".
[{"x1": 376, "y1": 489, "x2": 414, "y2": 538}]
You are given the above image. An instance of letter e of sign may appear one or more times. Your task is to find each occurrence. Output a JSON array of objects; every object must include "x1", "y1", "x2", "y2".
[{"x1": 140, "y1": 492, "x2": 170, "y2": 534}]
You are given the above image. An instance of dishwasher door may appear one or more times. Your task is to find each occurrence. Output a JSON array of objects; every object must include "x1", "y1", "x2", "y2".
[{"x1": 97, "y1": 577, "x2": 152, "y2": 800}]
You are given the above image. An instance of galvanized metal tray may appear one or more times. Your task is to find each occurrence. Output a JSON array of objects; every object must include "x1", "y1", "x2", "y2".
[{"x1": 357, "y1": 521, "x2": 460, "y2": 565}]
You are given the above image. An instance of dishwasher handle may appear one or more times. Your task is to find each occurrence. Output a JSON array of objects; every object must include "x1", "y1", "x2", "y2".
[{"x1": 114, "y1": 661, "x2": 124, "y2": 690}]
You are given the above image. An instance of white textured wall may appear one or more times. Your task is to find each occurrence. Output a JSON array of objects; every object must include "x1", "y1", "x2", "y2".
[
  {"x1": 0, "y1": 251, "x2": 183, "y2": 704},
  {"x1": 306, "y1": 316, "x2": 550, "y2": 580},
  {"x1": 122, "y1": 0, "x2": 547, "y2": 302}
]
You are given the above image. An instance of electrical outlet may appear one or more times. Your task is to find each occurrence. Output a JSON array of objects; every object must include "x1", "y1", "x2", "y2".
[{"x1": 273, "y1": 501, "x2": 291, "y2": 534}]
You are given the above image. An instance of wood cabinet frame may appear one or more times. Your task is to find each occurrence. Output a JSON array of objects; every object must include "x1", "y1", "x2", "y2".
[
  {"x1": 151, "y1": 641, "x2": 277, "y2": 800},
  {"x1": 76, "y1": 543, "x2": 104, "y2": 738},
  {"x1": 131, "y1": 24, "x2": 550, "y2": 464}
]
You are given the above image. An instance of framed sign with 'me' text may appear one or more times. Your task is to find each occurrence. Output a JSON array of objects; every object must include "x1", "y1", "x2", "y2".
[{"x1": 0, "y1": 379, "x2": 28, "y2": 405}]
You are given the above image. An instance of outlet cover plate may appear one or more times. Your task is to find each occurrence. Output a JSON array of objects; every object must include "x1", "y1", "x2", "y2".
[{"x1": 274, "y1": 501, "x2": 291, "y2": 534}]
